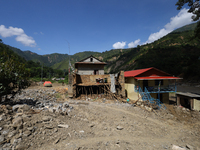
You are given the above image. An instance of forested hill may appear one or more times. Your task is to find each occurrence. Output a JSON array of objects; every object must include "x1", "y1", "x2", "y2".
[
  {"x1": 3, "y1": 22, "x2": 200, "y2": 80},
  {"x1": 104, "y1": 22, "x2": 200, "y2": 80},
  {"x1": 7, "y1": 45, "x2": 69, "y2": 67}
]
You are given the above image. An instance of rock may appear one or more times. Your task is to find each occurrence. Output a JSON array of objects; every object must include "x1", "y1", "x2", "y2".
[
  {"x1": 6, "y1": 105, "x2": 12, "y2": 110},
  {"x1": 0, "y1": 127, "x2": 3, "y2": 131},
  {"x1": 12, "y1": 104, "x2": 30, "y2": 112},
  {"x1": 58, "y1": 124, "x2": 69, "y2": 128},
  {"x1": 172, "y1": 145, "x2": 186, "y2": 150},
  {"x1": 79, "y1": 130, "x2": 84, "y2": 133},
  {"x1": 7, "y1": 130, "x2": 17, "y2": 138},
  {"x1": 0, "y1": 113, "x2": 6, "y2": 121},
  {"x1": 12, "y1": 117, "x2": 23, "y2": 129},
  {"x1": 186, "y1": 144, "x2": 194, "y2": 150},
  {"x1": 42, "y1": 116, "x2": 52, "y2": 122},
  {"x1": 116, "y1": 126, "x2": 123, "y2": 130},
  {"x1": 23, "y1": 130, "x2": 31, "y2": 137},
  {"x1": 15, "y1": 143, "x2": 29, "y2": 150},
  {"x1": 0, "y1": 135, "x2": 4, "y2": 143},
  {"x1": 137, "y1": 101, "x2": 141, "y2": 105},
  {"x1": 63, "y1": 102, "x2": 69, "y2": 108},
  {"x1": 2, "y1": 130, "x2": 9, "y2": 135},
  {"x1": 54, "y1": 138, "x2": 61, "y2": 144},
  {"x1": 89, "y1": 123, "x2": 95, "y2": 128},
  {"x1": 45, "y1": 124, "x2": 54, "y2": 129},
  {"x1": 53, "y1": 128, "x2": 58, "y2": 133}
]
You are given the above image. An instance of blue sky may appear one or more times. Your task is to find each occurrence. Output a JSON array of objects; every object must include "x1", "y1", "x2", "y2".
[{"x1": 0, "y1": 0, "x2": 194, "y2": 55}]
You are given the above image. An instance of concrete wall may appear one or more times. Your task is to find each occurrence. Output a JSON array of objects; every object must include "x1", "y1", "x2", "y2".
[
  {"x1": 125, "y1": 77, "x2": 139, "y2": 100},
  {"x1": 194, "y1": 99, "x2": 200, "y2": 111},
  {"x1": 127, "y1": 78, "x2": 170, "y2": 103}
]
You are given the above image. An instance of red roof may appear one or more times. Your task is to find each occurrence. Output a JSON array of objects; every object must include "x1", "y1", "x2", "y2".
[
  {"x1": 135, "y1": 76, "x2": 181, "y2": 80},
  {"x1": 124, "y1": 68, "x2": 152, "y2": 77},
  {"x1": 124, "y1": 67, "x2": 181, "y2": 80}
]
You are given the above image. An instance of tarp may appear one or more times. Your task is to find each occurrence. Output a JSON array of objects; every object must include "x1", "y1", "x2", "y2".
[{"x1": 43, "y1": 81, "x2": 52, "y2": 87}]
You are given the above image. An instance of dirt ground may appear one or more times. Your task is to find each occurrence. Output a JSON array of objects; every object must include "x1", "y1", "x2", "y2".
[{"x1": 1, "y1": 82, "x2": 200, "y2": 150}]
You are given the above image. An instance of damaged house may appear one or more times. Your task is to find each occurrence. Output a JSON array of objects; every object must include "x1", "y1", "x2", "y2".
[{"x1": 68, "y1": 55, "x2": 125, "y2": 100}]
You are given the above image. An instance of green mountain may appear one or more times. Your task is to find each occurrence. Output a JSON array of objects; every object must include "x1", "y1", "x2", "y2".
[
  {"x1": 8, "y1": 45, "x2": 69, "y2": 67},
  {"x1": 4, "y1": 22, "x2": 200, "y2": 80},
  {"x1": 105, "y1": 22, "x2": 200, "y2": 79}
]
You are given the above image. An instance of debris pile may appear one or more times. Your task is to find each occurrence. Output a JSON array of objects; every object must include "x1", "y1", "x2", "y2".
[{"x1": 0, "y1": 88, "x2": 73, "y2": 149}]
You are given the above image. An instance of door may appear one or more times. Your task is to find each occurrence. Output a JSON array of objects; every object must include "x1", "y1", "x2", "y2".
[{"x1": 143, "y1": 80, "x2": 148, "y2": 91}]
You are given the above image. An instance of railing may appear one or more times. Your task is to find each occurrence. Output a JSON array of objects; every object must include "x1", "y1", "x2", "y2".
[
  {"x1": 137, "y1": 86, "x2": 166, "y2": 110},
  {"x1": 135, "y1": 85, "x2": 176, "y2": 93}
]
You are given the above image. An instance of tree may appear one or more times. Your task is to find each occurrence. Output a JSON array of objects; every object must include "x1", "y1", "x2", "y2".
[
  {"x1": 0, "y1": 48, "x2": 30, "y2": 102},
  {"x1": 176, "y1": 0, "x2": 200, "y2": 21},
  {"x1": 176, "y1": 0, "x2": 200, "y2": 38}
]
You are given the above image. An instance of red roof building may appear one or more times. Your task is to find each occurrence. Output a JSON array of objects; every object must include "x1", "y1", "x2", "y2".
[{"x1": 124, "y1": 67, "x2": 181, "y2": 104}]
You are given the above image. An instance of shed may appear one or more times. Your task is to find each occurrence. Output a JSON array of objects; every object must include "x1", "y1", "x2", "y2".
[{"x1": 176, "y1": 92, "x2": 200, "y2": 111}]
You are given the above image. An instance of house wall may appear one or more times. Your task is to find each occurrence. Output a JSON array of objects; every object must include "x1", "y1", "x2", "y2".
[
  {"x1": 77, "y1": 64, "x2": 104, "y2": 75},
  {"x1": 194, "y1": 99, "x2": 200, "y2": 111},
  {"x1": 150, "y1": 93, "x2": 169, "y2": 104},
  {"x1": 125, "y1": 78, "x2": 170, "y2": 103},
  {"x1": 125, "y1": 77, "x2": 139, "y2": 100}
]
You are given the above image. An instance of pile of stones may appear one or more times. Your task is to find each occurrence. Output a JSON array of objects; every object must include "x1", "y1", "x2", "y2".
[{"x1": 0, "y1": 88, "x2": 73, "y2": 149}]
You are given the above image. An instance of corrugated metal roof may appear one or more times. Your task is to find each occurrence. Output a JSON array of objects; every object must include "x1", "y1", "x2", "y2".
[
  {"x1": 124, "y1": 67, "x2": 181, "y2": 80},
  {"x1": 176, "y1": 92, "x2": 200, "y2": 98},
  {"x1": 124, "y1": 67, "x2": 153, "y2": 77},
  {"x1": 135, "y1": 76, "x2": 181, "y2": 80}
]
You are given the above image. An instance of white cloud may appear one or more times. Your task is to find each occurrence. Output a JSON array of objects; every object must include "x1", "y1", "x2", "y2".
[
  {"x1": 128, "y1": 39, "x2": 140, "y2": 48},
  {"x1": 113, "y1": 41, "x2": 126, "y2": 49},
  {"x1": 146, "y1": 8, "x2": 193, "y2": 44},
  {"x1": 0, "y1": 25, "x2": 36, "y2": 47}
]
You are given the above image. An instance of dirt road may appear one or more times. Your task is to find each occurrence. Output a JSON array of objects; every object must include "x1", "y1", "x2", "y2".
[{"x1": 36, "y1": 100, "x2": 200, "y2": 150}]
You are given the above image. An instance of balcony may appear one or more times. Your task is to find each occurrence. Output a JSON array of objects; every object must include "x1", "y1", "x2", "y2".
[{"x1": 135, "y1": 85, "x2": 176, "y2": 93}]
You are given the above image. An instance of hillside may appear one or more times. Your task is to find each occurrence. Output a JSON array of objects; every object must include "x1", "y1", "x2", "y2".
[
  {"x1": 105, "y1": 22, "x2": 200, "y2": 79},
  {"x1": 8, "y1": 45, "x2": 69, "y2": 67},
  {"x1": 4, "y1": 22, "x2": 200, "y2": 79}
]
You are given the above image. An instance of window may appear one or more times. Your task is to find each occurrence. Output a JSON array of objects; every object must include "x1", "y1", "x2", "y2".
[
  {"x1": 90, "y1": 58, "x2": 93, "y2": 62},
  {"x1": 94, "y1": 70, "x2": 99, "y2": 75}
]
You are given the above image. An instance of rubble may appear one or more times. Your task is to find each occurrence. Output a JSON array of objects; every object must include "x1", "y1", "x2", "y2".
[
  {"x1": 0, "y1": 85, "x2": 200, "y2": 149},
  {"x1": 0, "y1": 88, "x2": 73, "y2": 149}
]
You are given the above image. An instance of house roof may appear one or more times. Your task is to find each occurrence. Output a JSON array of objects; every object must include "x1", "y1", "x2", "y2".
[
  {"x1": 176, "y1": 92, "x2": 200, "y2": 99},
  {"x1": 75, "y1": 55, "x2": 107, "y2": 68},
  {"x1": 78, "y1": 55, "x2": 104, "y2": 62},
  {"x1": 124, "y1": 67, "x2": 181, "y2": 80}
]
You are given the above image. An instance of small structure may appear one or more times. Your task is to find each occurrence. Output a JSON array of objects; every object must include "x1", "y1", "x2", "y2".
[
  {"x1": 176, "y1": 92, "x2": 200, "y2": 111},
  {"x1": 124, "y1": 67, "x2": 181, "y2": 104},
  {"x1": 75, "y1": 55, "x2": 107, "y2": 75},
  {"x1": 43, "y1": 81, "x2": 52, "y2": 87}
]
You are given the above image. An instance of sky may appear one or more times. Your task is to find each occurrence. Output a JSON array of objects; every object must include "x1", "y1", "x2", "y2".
[{"x1": 0, "y1": 0, "x2": 194, "y2": 55}]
